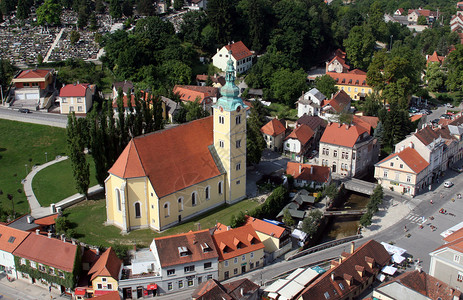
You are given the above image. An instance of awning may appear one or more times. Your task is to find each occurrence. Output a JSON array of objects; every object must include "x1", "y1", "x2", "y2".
[
  {"x1": 94, "y1": 290, "x2": 112, "y2": 296},
  {"x1": 74, "y1": 288, "x2": 86, "y2": 296},
  {"x1": 392, "y1": 254, "x2": 406, "y2": 264},
  {"x1": 147, "y1": 284, "x2": 157, "y2": 290},
  {"x1": 380, "y1": 242, "x2": 406, "y2": 256},
  {"x1": 382, "y1": 265, "x2": 397, "y2": 275}
]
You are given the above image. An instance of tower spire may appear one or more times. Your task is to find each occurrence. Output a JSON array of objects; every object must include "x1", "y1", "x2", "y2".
[{"x1": 215, "y1": 51, "x2": 247, "y2": 111}]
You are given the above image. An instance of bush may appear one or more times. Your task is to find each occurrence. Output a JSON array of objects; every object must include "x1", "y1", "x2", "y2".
[{"x1": 230, "y1": 211, "x2": 246, "y2": 228}]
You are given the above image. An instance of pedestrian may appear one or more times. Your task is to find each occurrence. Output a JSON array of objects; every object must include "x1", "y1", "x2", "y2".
[{"x1": 430, "y1": 199, "x2": 433, "y2": 204}]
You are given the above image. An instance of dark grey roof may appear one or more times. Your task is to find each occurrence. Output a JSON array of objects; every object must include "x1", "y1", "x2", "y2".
[{"x1": 7, "y1": 215, "x2": 39, "y2": 231}]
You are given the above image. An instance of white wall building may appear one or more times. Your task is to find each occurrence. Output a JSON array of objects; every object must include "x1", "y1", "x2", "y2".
[{"x1": 212, "y1": 41, "x2": 253, "y2": 74}]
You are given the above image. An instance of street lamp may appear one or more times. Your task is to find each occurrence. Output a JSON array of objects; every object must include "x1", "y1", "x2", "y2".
[{"x1": 45, "y1": 152, "x2": 48, "y2": 163}]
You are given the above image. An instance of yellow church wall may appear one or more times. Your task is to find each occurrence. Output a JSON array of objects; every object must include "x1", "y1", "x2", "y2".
[
  {"x1": 105, "y1": 175, "x2": 126, "y2": 229},
  {"x1": 126, "y1": 178, "x2": 150, "y2": 228},
  {"x1": 147, "y1": 182, "x2": 161, "y2": 231},
  {"x1": 92, "y1": 276, "x2": 119, "y2": 291}
]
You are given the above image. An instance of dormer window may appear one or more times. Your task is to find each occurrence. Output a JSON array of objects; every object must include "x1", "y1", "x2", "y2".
[
  {"x1": 8, "y1": 236, "x2": 16, "y2": 243},
  {"x1": 178, "y1": 246, "x2": 189, "y2": 257},
  {"x1": 324, "y1": 292, "x2": 330, "y2": 299},
  {"x1": 201, "y1": 243, "x2": 212, "y2": 253}
]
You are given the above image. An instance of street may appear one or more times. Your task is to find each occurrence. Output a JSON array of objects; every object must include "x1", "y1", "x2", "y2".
[{"x1": 0, "y1": 107, "x2": 68, "y2": 128}]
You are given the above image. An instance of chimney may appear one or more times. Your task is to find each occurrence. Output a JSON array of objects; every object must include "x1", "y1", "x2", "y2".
[
  {"x1": 299, "y1": 164, "x2": 302, "y2": 174},
  {"x1": 350, "y1": 241, "x2": 355, "y2": 254},
  {"x1": 310, "y1": 166, "x2": 313, "y2": 174},
  {"x1": 409, "y1": 142, "x2": 414, "y2": 149},
  {"x1": 343, "y1": 274, "x2": 353, "y2": 286},
  {"x1": 133, "y1": 245, "x2": 137, "y2": 252},
  {"x1": 345, "y1": 124, "x2": 350, "y2": 130},
  {"x1": 61, "y1": 234, "x2": 65, "y2": 241},
  {"x1": 26, "y1": 216, "x2": 33, "y2": 224},
  {"x1": 331, "y1": 272, "x2": 335, "y2": 281},
  {"x1": 240, "y1": 288, "x2": 244, "y2": 296},
  {"x1": 36, "y1": 229, "x2": 40, "y2": 235},
  {"x1": 227, "y1": 226, "x2": 231, "y2": 231},
  {"x1": 96, "y1": 248, "x2": 100, "y2": 256},
  {"x1": 47, "y1": 232, "x2": 52, "y2": 238}
]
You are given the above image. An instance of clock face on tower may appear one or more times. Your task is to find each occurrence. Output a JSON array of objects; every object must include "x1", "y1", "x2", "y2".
[{"x1": 236, "y1": 106, "x2": 241, "y2": 112}]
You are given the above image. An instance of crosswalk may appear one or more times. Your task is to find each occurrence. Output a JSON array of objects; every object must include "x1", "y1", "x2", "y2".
[{"x1": 405, "y1": 213, "x2": 427, "y2": 224}]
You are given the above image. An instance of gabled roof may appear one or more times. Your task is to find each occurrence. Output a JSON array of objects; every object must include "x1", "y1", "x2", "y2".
[
  {"x1": 112, "y1": 80, "x2": 133, "y2": 94},
  {"x1": 224, "y1": 41, "x2": 252, "y2": 61},
  {"x1": 322, "y1": 90, "x2": 351, "y2": 113},
  {"x1": 212, "y1": 224, "x2": 264, "y2": 261},
  {"x1": 377, "y1": 147, "x2": 429, "y2": 174},
  {"x1": 415, "y1": 125, "x2": 451, "y2": 146},
  {"x1": 244, "y1": 216, "x2": 287, "y2": 239},
  {"x1": 34, "y1": 214, "x2": 58, "y2": 226},
  {"x1": 154, "y1": 229, "x2": 219, "y2": 268},
  {"x1": 0, "y1": 224, "x2": 30, "y2": 253},
  {"x1": 408, "y1": 9, "x2": 438, "y2": 17},
  {"x1": 14, "y1": 69, "x2": 52, "y2": 80},
  {"x1": 427, "y1": 51, "x2": 445, "y2": 65},
  {"x1": 196, "y1": 74, "x2": 226, "y2": 86},
  {"x1": 261, "y1": 118, "x2": 286, "y2": 137},
  {"x1": 192, "y1": 278, "x2": 259, "y2": 300},
  {"x1": 109, "y1": 117, "x2": 222, "y2": 198},
  {"x1": 296, "y1": 115, "x2": 327, "y2": 131},
  {"x1": 433, "y1": 234, "x2": 463, "y2": 253},
  {"x1": 327, "y1": 70, "x2": 369, "y2": 88},
  {"x1": 328, "y1": 55, "x2": 350, "y2": 70},
  {"x1": 59, "y1": 83, "x2": 89, "y2": 97},
  {"x1": 13, "y1": 233, "x2": 77, "y2": 272},
  {"x1": 173, "y1": 85, "x2": 218, "y2": 104},
  {"x1": 285, "y1": 124, "x2": 314, "y2": 145},
  {"x1": 376, "y1": 270, "x2": 461, "y2": 300},
  {"x1": 88, "y1": 247, "x2": 122, "y2": 281},
  {"x1": 300, "y1": 240, "x2": 390, "y2": 300},
  {"x1": 93, "y1": 291, "x2": 121, "y2": 300},
  {"x1": 286, "y1": 162, "x2": 331, "y2": 184},
  {"x1": 352, "y1": 115, "x2": 378, "y2": 132},
  {"x1": 410, "y1": 114, "x2": 424, "y2": 123},
  {"x1": 320, "y1": 123, "x2": 368, "y2": 148},
  {"x1": 443, "y1": 227, "x2": 463, "y2": 243}
]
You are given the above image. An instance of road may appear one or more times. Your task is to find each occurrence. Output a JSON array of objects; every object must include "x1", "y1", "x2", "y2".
[{"x1": 0, "y1": 107, "x2": 68, "y2": 128}]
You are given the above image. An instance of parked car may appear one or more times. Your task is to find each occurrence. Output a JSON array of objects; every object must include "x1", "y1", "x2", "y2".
[
  {"x1": 452, "y1": 166, "x2": 463, "y2": 173},
  {"x1": 446, "y1": 103, "x2": 454, "y2": 108},
  {"x1": 440, "y1": 114, "x2": 451, "y2": 119},
  {"x1": 18, "y1": 108, "x2": 31, "y2": 113},
  {"x1": 431, "y1": 119, "x2": 439, "y2": 124},
  {"x1": 444, "y1": 181, "x2": 454, "y2": 188}
]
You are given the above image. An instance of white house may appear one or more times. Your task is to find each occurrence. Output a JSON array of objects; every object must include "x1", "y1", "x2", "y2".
[
  {"x1": 284, "y1": 124, "x2": 315, "y2": 162},
  {"x1": 57, "y1": 83, "x2": 95, "y2": 114},
  {"x1": 188, "y1": 0, "x2": 207, "y2": 10},
  {"x1": 0, "y1": 225, "x2": 30, "y2": 279},
  {"x1": 296, "y1": 88, "x2": 326, "y2": 117},
  {"x1": 212, "y1": 41, "x2": 253, "y2": 74}
]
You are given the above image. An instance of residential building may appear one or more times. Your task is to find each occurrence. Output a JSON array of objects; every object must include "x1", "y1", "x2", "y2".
[
  {"x1": 245, "y1": 216, "x2": 292, "y2": 261},
  {"x1": 374, "y1": 146, "x2": 429, "y2": 196},
  {"x1": 212, "y1": 41, "x2": 253, "y2": 74},
  {"x1": 261, "y1": 118, "x2": 287, "y2": 152},
  {"x1": 173, "y1": 85, "x2": 218, "y2": 112},
  {"x1": 10, "y1": 68, "x2": 57, "y2": 110},
  {"x1": 112, "y1": 80, "x2": 133, "y2": 99},
  {"x1": 408, "y1": 9, "x2": 438, "y2": 24},
  {"x1": 373, "y1": 270, "x2": 461, "y2": 300},
  {"x1": 187, "y1": 0, "x2": 207, "y2": 10},
  {"x1": 352, "y1": 115, "x2": 379, "y2": 135},
  {"x1": 13, "y1": 231, "x2": 80, "y2": 294},
  {"x1": 196, "y1": 74, "x2": 225, "y2": 88},
  {"x1": 112, "y1": 91, "x2": 167, "y2": 120},
  {"x1": 429, "y1": 228, "x2": 463, "y2": 290},
  {"x1": 451, "y1": 12, "x2": 463, "y2": 32},
  {"x1": 319, "y1": 90, "x2": 351, "y2": 122},
  {"x1": 276, "y1": 190, "x2": 315, "y2": 223},
  {"x1": 327, "y1": 69, "x2": 372, "y2": 101},
  {"x1": 105, "y1": 56, "x2": 247, "y2": 232},
  {"x1": 86, "y1": 247, "x2": 122, "y2": 298},
  {"x1": 161, "y1": 96, "x2": 180, "y2": 123},
  {"x1": 0, "y1": 225, "x2": 29, "y2": 279},
  {"x1": 319, "y1": 122, "x2": 379, "y2": 178},
  {"x1": 57, "y1": 83, "x2": 94, "y2": 114},
  {"x1": 296, "y1": 115, "x2": 327, "y2": 142},
  {"x1": 286, "y1": 162, "x2": 331, "y2": 188},
  {"x1": 283, "y1": 124, "x2": 315, "y2": 162},
  {"x1": 296, "y1": 88, "x2": 326, "y2": 117},
  {"x1": 326, "y1": 49, "x2": 350, "y2": 73},
  {"x1": 212, "y1": 224, "x2": 265, "y2": 281},
  {"x1": 299, "y1": 240, "x2": 390, "y2": 300},
  {"x1": 426, "y1": 51, "x2": 445, "y2": 66},
  {"x1": 192, "y1": 278, "x2": 260, "y2": 300}
]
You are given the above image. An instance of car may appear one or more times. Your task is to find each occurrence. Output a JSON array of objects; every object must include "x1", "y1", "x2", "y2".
[
  {"x1": 452, "y1": 166, "x2": 463, "y2": 173},
  {"x1": 446, "y1": 103, "x2": 454, "y2": 108},
  {"x1": 444, "y1": 181, "x2": 454, "y2": 188},
  {"x1": 431, "y1": 119, "x2": 439, "y2": 124},
  {"x1": 440, "y1": 114, "x2": 451, "y2": 119},
  {"x1": 18, "y1": 108, "x2": 31, "y2": 113}
]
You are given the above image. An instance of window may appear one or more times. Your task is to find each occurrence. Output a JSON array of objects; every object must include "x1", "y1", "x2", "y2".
[
  {"x1": 62, "y1": 98, "x2": 67, "y2": 103},
  {"x1": 116, "y1": 188, "x2": 121, "y2": 211},
  {"x1": 458, "y1": 272, "x2": 463, "y2": 282},
  {"x1": 48, "y1": 268, "x2": 55, "y2": 275},
  {"x1": 352, "y1": 152, "x2": 356, "y2": 159},
  {"x1": 236, "y1": 163, "x2": 241, "y2": 171},
  {"x1": 407, "y1": 175, "x2": 411, "y2": 183},
  {"x1": 250, "y1": 262, "x2": 254, "y2": 269},
  {"x1": 78, "y1": 106, "x2": 83, "y2": 112},
  {"x1": 236, "y1": 115, "x2": 241, "y2": 125},
  {"x1": 20, "y1": 258, "x2": 26, "y2": 265},
  {"x1": 224, "y1": 271, "x2": 229, "y2": 279},
  {"x1": 234, "y1": 257, "x2": 238, "y2": 264},
  {"x1": 102, "y1": 278, "x2": 107, "y2": 282},
  {"x1": 205, "y1": 186, "x2": 210, "y2": 200},
  {"x1": 31, "y1": 261, "x2": 37, "y2": 269},
  {"x1": 8, "y1": 236, "x2": 15, "y2": 243},
  {"x1": 383, "y1": 170, "x2": 388, "y2": 178},
  {"x1": 204, "y1": 262, "x2": 212, "y2": 269},
  {"x1": 188, "y1": 279, "x2": 194, "y2": 287},
  {"x1": 167, "y1": 269, "x2": 175, "y2": 276},
  {"x1": 164, "y1": 202, "x2": 170, "y2": 217},
  {"x1": 224, "y1": 260, "x2": 229, "y2": 267},
  {"x1": 234, "y1": 268, "x2": 238, "y2": 275},
  {"x1": 198, "y1": 277, "x2": 202, "y2": 285},
  {"x1": 333, "y1": 150, "x2": 337, "y2": 157},
  {"x1": 77, "y1": 98, "x2": 83, "y2": 103},
  {"x1": 134, "y1": 202, "x2": 141, "y2": 218},
  {"x1": 168, "y1": 282, "x2": 173, "y2": 290},
  {"x1": 390, "y1": 162, "x2": 394, "y2": 167},
  {"x1": 236, "y1": 180, "x2": 240, "y2": 185},
  {"x1": 256, "y1": 261, "x2": 260, "y2": 267},
  {"x1": 339, "y1": 283, "x2": 344, "y2": 290},
  {"x1": 236, "y1": 140, "x2": 241, "y2": 148},
  {"x1": 70, "y1": 106, "x2": 74, "y2": 112},
  {"x1": 400, "y1": 164, "x2": 404, "y2": 168},
  {"x1": 58, "y1": 270, "x2": 64, "y2": 278},
  {"x1": 107, "y1": 283, "x2": 113, "y2": 290},
  {"x1": 242, "y1": 254, "x2": 246, "y2": 261},
  {"x1": 324, "y1": 292, "x2": 330, "y2": 299},
  {"x1": 192, "y1": 192, "x2": 197, "y2": 206},
  {"x1": 395, "y1": 172, "x2": 400, "y2": 181},
  {"x1": 219, "y1": 116, "x2": 225, "y2": 124},
  {"x1": 455, "y1": 255, "x2": 461, "y2": 263},
  {"x1": 178, "y1": 197, "x2": 183, "y2": 212},
  {"x1": 207, "y1": 275, "x2": 213, "y2": 280},
  {"x1": 179, "y1": 280, "x2": 184, "y2": 289},
  {"x1": 219, "y1": 140, "x2": 224, "y2": 148},
  {"x1": 184, "y1": 265, "x2": 195, "y2": 273},
  {"x1": 218, "y1": 181, "x2": 223, "y2": 195},
  {"x1": 97, "y1": 284, "x2": 103, "y2": 289},
  {"x1": 38, "y1": 264, "x2": 45, "y2": 272}
]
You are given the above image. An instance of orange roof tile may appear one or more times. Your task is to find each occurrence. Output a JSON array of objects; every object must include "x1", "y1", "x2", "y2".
[
  {"x1": 427, "y1": 51, "x2": 445, "y2": 65},
  {"x1": 327, "y1": 70, "x2": 369, "y2": 88},
  {"x1": 353, "y1": 115, "x2": 378, "y2": 131},
  {"x1": 377, "y1": 147, "x2": 429, "y2": 174},
  {"x1": 261, "y1": 118, "x2": 286, "y2": 136},
  {"x1": 433, "y1": 237, "x2": 463, "y2": 253},
  {"x1": 224, "y1": 41, "x2": 252, "y2": 61},
  {"x1": 173, "y1": 85, "x2": 218, "y2": 104},
  {"x1": 15, "y1": 69, "x2": 52, "y2": 79},
  {"x1": 13, "y1": 233, "x2": 77, "y2": 272},
  {"x1": 109, "y1": 117, "x2": 221, "y2": 198},
  {"x1": 0, "y1": 224, "x2": 29, "y2": 253},
  {"x1": 320, "y1": 123, "x2": 368, "y2": 148},
  {"x1": 93, "y1": 291, "x2": 121, "y2": 299},
  {"x1": 410, "y1": 114, "x2": 424, "y2": 122},
  {"x1": 285, "y1": 124, "x2": 314, "y2": 145},
  {"x1": 212, "y1": 224, "x2": 264, "y2": 261},
  {"x1": 322, "y1": 90, "x2": 351, "y2": 113},
  {"x1": 244, "y1": 216, "x2": 287, "y2": 239},
  {"x1": 59, "y1": 83, "x2": 89, "y2": 97},
  {"x1": 34, "y1": 214, "x2": 58, "y2": 226},
  {"x1": 88, "y1": 247, "x2": 122, "y2": 281},
  {"x1": 444, "y1": 227, "x2": 463, "y2": 243},
  {"x1": 328, "y1": 55, "x2": 350, "y2": 70},
  {"x1": 286, "y1": 162, "x2": 331, "y2": 184}
]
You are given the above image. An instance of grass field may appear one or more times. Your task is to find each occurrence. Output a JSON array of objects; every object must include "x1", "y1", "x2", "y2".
[
  {"x1": 0, "y1": 119, "x2": 67, "y2": 215},
  {"x1": 268, "y1": 102, "x2": 298, "y2": 120},
  {"x1": 32, "y1": 156, "x2": 98, "y2": 207},
  {"x1": 64, "y1": 196, "x2": 260, "y2": 247}
]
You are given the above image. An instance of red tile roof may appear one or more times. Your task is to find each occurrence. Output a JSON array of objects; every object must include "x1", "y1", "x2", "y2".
[
  {"x1": 261, "y1": 118, "x2": 286, "y2": 136},
  {"x1": 320, "y1": 123, "x2": 368, "y2": 148},
  {"x1": 286, "y1": 162, "x2": 331, "y2": 184},
  {"x1": 327, "y1": 70, "x2": 369, "y2": 88},
  {"x1": 427, "y1": 51, "x2": 445, "y2": 65},
  {"x1": 192, "y1": 278, "x2": 259, "y2": 300},
  {"x1": 224, "y1": 41, "x2": 252, "y2": 61},
  {"x1": 434, "y1": 233, "x2": 463, "y2": 253},
  {"x1": 353, "y1": 115, "x2": 378, "y2": 132},
  {"x1": 93, "y1": 291, "x2": 121, "y2": 300},
  {"x1": 328, "y1": 55, "x2": 350, "y2": 70},
  {"x1": 13, "y1": 233, "x2": 78, "y2": 272},
  {"x1": 296, "y1": 115, "x2": 327, "y2": 130},
  {"x1": 443, "y1": 227, "x2": 463, "y2": 243},
  {"x1": 109, "y1": 117, "x2": 222, "y2": 198},
  {"x1": 300, "y1": 240, "x2": 390, "y2": 300},
  {"x1": 244, "y1": 216, "x2": 287, "y2": 239},
  {"x1": 196, "y1": 74, "x2": 226, "y2": 86},
  {"x1": 15, "y1": 69, "x2": 52, "y2": 79},
  {"x1": 173, "y1": 85, "x2": 218, "y2": 104},
  {"x1": 88, "y1": 247, "x2": 122, "y2": 281},
  {"x1": 34, "y1": 214, "x2": 58, "y2": 226},
  {"x1": 377, "y1": 147, "x2": 429, "y2": 174},
  {"x1": 59, "y1": 83, "x2": 89, "y2": 97},
  {"x1": 212, "y1": 224, "x2": 264, "y2": 261},
  {"x1": 322, "y1": 90, "x2": 351, "y2": 113},
  {"x1": 285, "y1": 124, "x2": 314, "y2": 145},
  {"x1": 0, "y1": 224, "x2": 29, "y2": 253},
  {"x1": 410, "y1": 114, "x2": 424, "y2": 122},
  {"x1": 154, "y1": 229, "x2": 219, "y2": 268},
  {"x1": 408, "y1": 9, "x2": 438, "y2": 17}
]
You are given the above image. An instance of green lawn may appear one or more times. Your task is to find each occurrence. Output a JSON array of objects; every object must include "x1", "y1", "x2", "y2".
[
  {"x1": 64, "y1": 196, "x2": 260, "y2": 247},
  {"x1": 32, "y1": 156, "x2": 98, "y2": 207},
  {"x1": 0, "y1": 120, "x2": 67, "y2": 215},
  {"x1": 268, "y1": 102, "x2": 298, "y2": 120}
]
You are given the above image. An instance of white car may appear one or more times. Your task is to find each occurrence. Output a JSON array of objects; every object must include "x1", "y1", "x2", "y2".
[{"x1": 444, "y1": 181, "x2": 454, "y2": 188}]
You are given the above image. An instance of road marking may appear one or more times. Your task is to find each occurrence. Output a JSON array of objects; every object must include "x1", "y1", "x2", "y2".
[{"x1": 405, "y1": 213, "x2": 426, "y2": 224}]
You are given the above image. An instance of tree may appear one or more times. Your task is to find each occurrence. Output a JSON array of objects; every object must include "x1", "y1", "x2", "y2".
[
  {"x1": 36, "y1": 0, "x2": 62, "y2": 26},
  {"x1": 270, "y1": 68, "x2": 307, "y2": 106},
  {"x1": 417, "y1": 15, "x2": 427, "y2": 25},
  {"x1": 16, "y1": 0, "x2": 30, "y2": 20},
  {"x1": 426, "y1": 62, "x2": 446, "y2": 92},
  {"x1": 95, "y1": 0, "x2": 105, "y2": 13},
  {"x1": 173, "y1": 0, "x2": 182, "y2": 10},
  {"x1": 359, "y1": 211, "x2": 372, "y2": 227},
  {"x1": 230, "y1": 211, "x2": 246, "y2": 228},
  {"x1": 122, "y1": 0, "x2": 133, "y2": 17},
  {"x1": 205, "y1": 75, "x2": 213, "y2": 87},
  {"x1": 246, "y1": 100, "x2": 266, "y2": 165},
  {"x1": 343, "y1": 25, "x2": 375, "y2": 70},
  {"x1": 282, "y1": 208, "x2": 294, "y2": 227},
  {"x1": 70, "y1": 30, "x2": 81, "y2": 45},
  {"x1": 183, "y1": 98, "x2": 209, "y2": 122},
  {"x1": 37, "y1": 54, "x2": 44, "y2": 65},
  {"x1": 373, "y1": 121, "x2": 384, "y2": 144},
  {"x1": 301, "y1": 209, "x2": 323, "y2": 238},
  {"x1": 315, "y1": 75, "x2": 338, "y2": 98},
  {"x1": 179, "y1": 11, "x2": 208, "y2": 46},
  {"x1": 445, "y1": 45, "x2": 463, "y2": 92},
  {"x1": 207, "y1": 0, "x2": 238, "y2": 44},
  {"x1": 109, "y1": 0, "x2": 122, "y2": 19},
  {"x1": 55, "y1": 217, "x2": 70, "y2": 235},
  {"x1": 136, "y1": 0, "x2": 154, "y2": 15}
]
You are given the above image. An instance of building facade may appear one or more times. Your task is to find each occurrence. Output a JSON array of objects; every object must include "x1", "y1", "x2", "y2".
[
  {"x1": 212, "y1": 41, "x2": 253, "y2": 74},
  {"x1": 327, "y1": 70, "x2": 372, "y2": 101},
  {"x1": 57, "y1": 83, "x2": 94, "y2": 114}
]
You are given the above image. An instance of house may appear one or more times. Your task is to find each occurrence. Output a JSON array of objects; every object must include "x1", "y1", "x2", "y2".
[
  {"x1": 408, "y1": 9, "x2": 438, "y2": 24},
  {"x1": 319, "y1": 122, "x2": 379, "y2": 178},
  {"x1": 173, "y1": 85, "x2": 218, "y2": 112},
  {"x1": 188, "y1": 0, "x2": 207, "y2": 10},
  {"x1": 161, "y1": 96, "x2": 181, "y2": 123},
  {"x1": 286, "y1": 162, "x2": 331, "y2": 188},
  {"x1": 192, "y1": 278, "x2": 260, "y2": 300},
  {"x1": 211, "y1": 223, "x2": 265, "y2": 281},
  {"x1": 196, "y1": 74, "x2": 226, "y2": 88},
  {"x1": 10, "y1": 68, "x2": 57, "y2": 110},
  {"x1": 327, "y1": 70, "x2": 372, "y2": 101},
  {"x1": 373, "y1": 270, "x2": 461, "y2": 300},
  {"x1": 112, "y1": 92, "x2": 167, "y2": 120},
  {"x1": 13, "y1": 231, "x2": 81, "y2": 294},
  {"x1": 451, "y1": 13, "x2": 463, "y2": 33},
  {"x1": 261, "y1": 118, "x2": 287, "y2": 152},
  {"x1": 57, "y1": 83, "x2": 95, "y2": 114},
  {"x1": 276, "y1": 190, "x2": 315, "y2": 223},
  {"x1": 458, "y1": 2, "x2": 463, "y2": 10},
  {"x1": 394, "y1": 8, "x2": 405, "y2": 15},
  {"x1": 429, "y1": 228, "x2": 463, "y2": 290},
  {"x1": 352, "y1": 115, "x2": 379, "y2": 135},
  {"x1": 326, "y1": 50, "x2": 350, "y2": 74},
  {"x1": 0, "y1": 225, "x2": 29, "y2": 279},
  {"x1": 296, "y1": 115, "x2": 327, "y2": 142},
  {"x1": 319, "y1": 90, "x2": 352, "y2": 121},
  {"x1": 112, "y1": 80, "x2": 133, "y2": 99},
  {"x1": 212, "y1": 41, "x2": 253, "y2": 74},
  {"x1": 410, "y1": 114, "x2": 427, "y2": 130},
  {"x1": 283, "y1": 124, "x2": 315, "y2": 162},
  {"x1": 156, "y1": 1, "x2": 167, "y2": 14},
  {"x1": 374, "y1": 146, "x2": 429, "y2": 196},
  {"x1": 426, "y1": 51, "x2": 445, "y2": 66},
  {"x1": 85, "y1": 247, "x2": 122, "y2": 298},
  {"x1": 299, "y1": 240, "x2": 390, "y2": 300},
  {"x1": 296, "y1": 88, "x2": 326, "y2": 117},
  {"x1": 105, "y1": 56, "x2": 247, "y2": 232},
  {"x1": 244, "y1": 216, "x2": 292, "y2": 261}
]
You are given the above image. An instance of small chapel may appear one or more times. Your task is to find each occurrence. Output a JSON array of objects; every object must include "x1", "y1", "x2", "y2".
[{"x1": 105, "y1": 55, "x2": 247, "y2": 232}]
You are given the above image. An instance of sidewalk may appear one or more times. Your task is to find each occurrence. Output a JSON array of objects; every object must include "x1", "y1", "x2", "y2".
[{"x1": 0, "y1": 274, "x2": 68, "y2": 299}]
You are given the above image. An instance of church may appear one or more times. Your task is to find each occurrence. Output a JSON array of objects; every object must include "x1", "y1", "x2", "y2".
[{"x1": 105, "y1": 55, "x2": 247, "y2": 232}]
